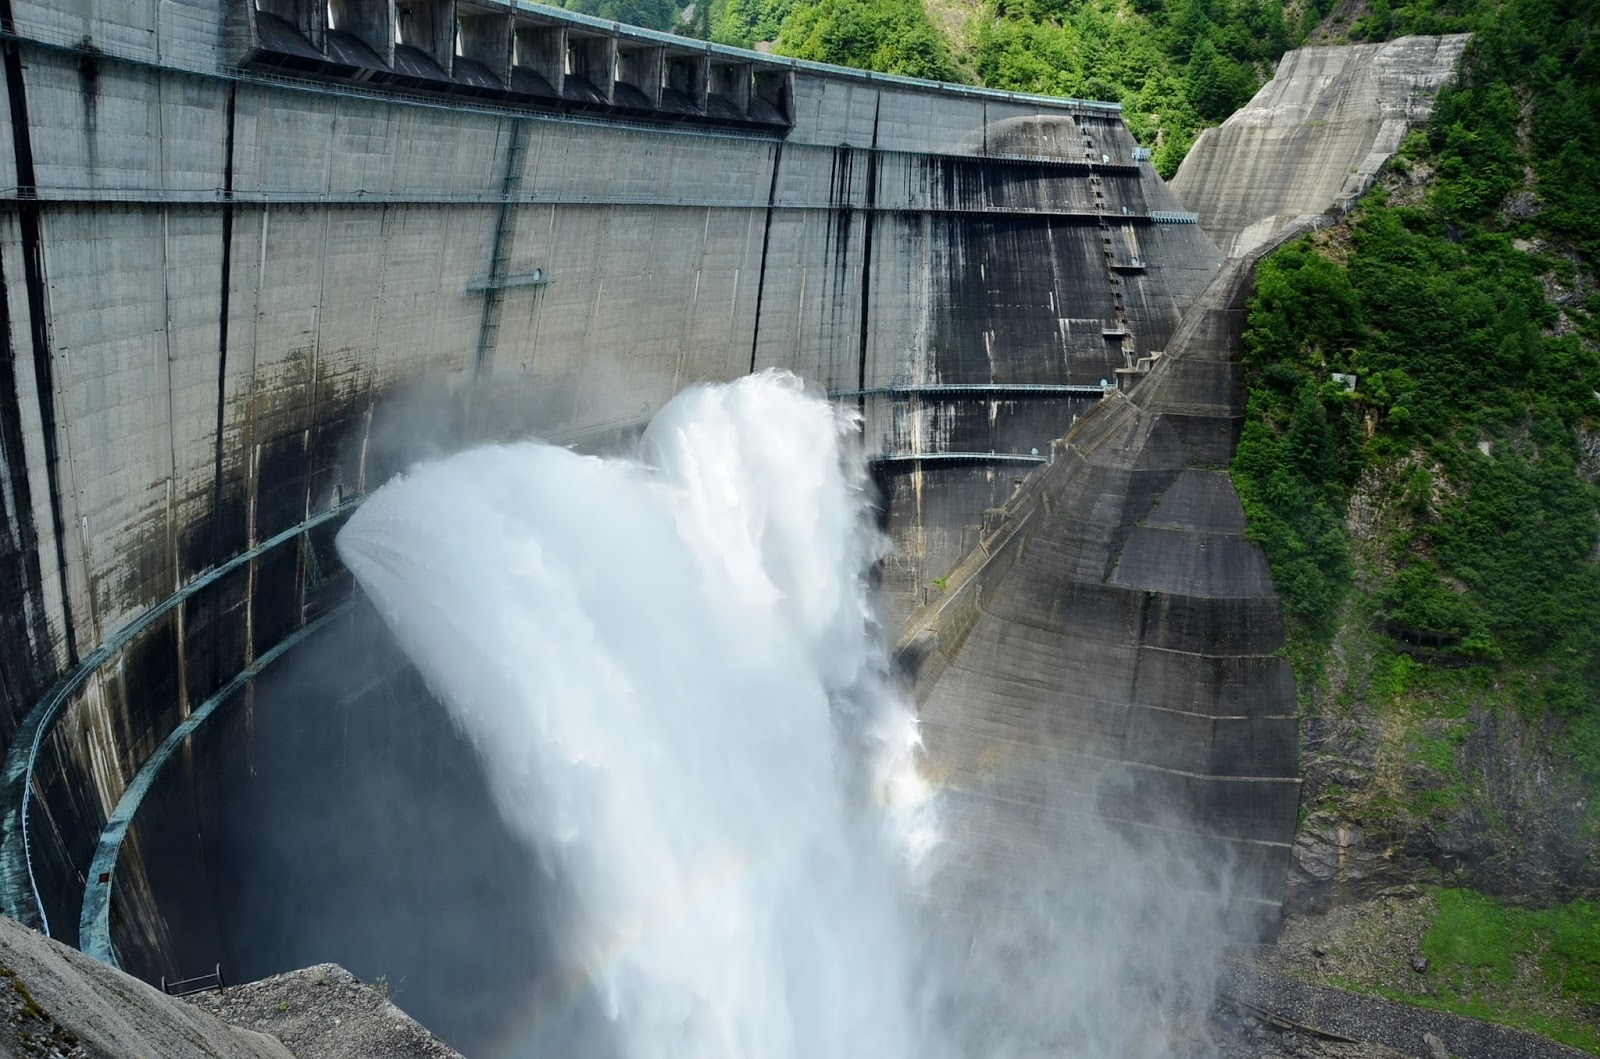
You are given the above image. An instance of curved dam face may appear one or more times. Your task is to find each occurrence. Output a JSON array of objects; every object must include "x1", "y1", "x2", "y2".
[
  {"x1": 0, "y1": 0, "x2": 1485, "y2": 1046},
  {"x1": 116, "y1": 602, "x2": 588, "y2": 1056}
]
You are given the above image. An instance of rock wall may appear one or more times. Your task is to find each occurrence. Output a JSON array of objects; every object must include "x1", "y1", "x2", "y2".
[
  {"x1": 0, "y1": 911, "x2": 464, "y2": 1059},
  {"x1": 0, "y1": 912, "x2": 294, "y2": 1058}
]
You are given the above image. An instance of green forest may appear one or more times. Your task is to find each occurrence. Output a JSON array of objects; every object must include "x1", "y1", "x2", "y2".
[{"x1": 1232, "y1": 0, "x2": 1600, "y2": 763}]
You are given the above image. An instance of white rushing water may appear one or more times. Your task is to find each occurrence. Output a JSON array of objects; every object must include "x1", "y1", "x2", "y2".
[{"x1": 337, "y1": 371, "x2": 938, "y2": 1059}]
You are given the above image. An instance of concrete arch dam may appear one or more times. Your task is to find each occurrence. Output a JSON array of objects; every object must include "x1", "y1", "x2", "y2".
[{"x1": 0, "y1": 0, "x2": 1460, "y2": 1051}]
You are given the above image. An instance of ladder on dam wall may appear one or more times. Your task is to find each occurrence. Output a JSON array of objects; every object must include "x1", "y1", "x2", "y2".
[
  {"x1": 1078, "y1": 122, "x2": 1153, "y2": 368},
  {"x1": 471, "y1": 118, "x2": 532, "y2": 391},
  {"x1": 1090, "y1": 169, "x2": 1135, "y2": 359}
]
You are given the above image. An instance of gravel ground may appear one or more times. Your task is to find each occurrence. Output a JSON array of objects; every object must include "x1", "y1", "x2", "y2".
[
  {"x1": 1255, "y1": 894, "x2": 1439, "y2": 994},
  {"x1": 1218, "y1": 958, "x2": 1592, "y2": 1059},
  {"x1": 184, "y1": 964, "x2": 462, "y2": 1059},
  {"x1": 1204, "y1": 1001, "x2": 1412, "y2": 1059}
]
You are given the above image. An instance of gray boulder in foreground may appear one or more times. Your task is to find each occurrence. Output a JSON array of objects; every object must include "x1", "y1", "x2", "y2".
[
  {"x1": 0, "y1": 914, "x2": 463, "y2": 1059},
  {"x1": 0, "y1": 913, "x2": 289, "y2": 1059}
]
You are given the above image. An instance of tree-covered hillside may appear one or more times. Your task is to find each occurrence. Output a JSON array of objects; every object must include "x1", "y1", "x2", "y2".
[
  {"x1": 1236, "y1": 0, "x2": 1600, "y2": 818},
  {"x1": 707, "y1": 0, "x2": 1330, "y2": 174},
  {"x1": 1232, "y1": 0, "x2": 1600, "y2": 1044}
]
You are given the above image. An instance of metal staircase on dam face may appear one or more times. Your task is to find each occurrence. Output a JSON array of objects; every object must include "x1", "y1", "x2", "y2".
[{"x1": 1087, "y1": 125, "x2": 1137, "y2": 365}]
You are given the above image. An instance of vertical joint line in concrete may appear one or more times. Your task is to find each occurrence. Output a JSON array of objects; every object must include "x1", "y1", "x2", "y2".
[
  {"x1": 0, "y1": 192, "x2": 49, "y2": 693},
  {"x1": 471, "y1": 117, "x2": 531, "y2": 415},
  {"x1": 1, "y1": 14, "x2": 75, "y2": 665},
  {"x1": 747, "y1": 140, "x2": 785, "y2": 376},
  {"x1": 0, "y1": 3, "x2": 50, "y2": 692},
  {"x1": 210, "y1": 82, "x2": 238, "y2": 574},
  {"x1": 855, "y1": 99, "x2": 881, "y2": 404}
]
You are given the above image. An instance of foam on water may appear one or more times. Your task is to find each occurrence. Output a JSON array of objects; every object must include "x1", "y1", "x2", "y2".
[{"x1": 338, "y1": 371, "x2": 937, "y2": 1059}]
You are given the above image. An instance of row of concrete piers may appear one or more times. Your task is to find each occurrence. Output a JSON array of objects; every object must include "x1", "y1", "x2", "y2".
[{"x1": 244, "y1": 0, "x2": 795, "y2": 126}]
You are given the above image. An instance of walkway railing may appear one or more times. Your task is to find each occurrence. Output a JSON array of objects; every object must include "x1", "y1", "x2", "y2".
[
  {"x1": 161, "y1": 964, "x2": 226, "y2": 997},
  {"x1": 79, "y1": 602, "x2": 354, "y2": 965},
  {"x1": 0, "y1": 497, "x2": 365, "y2": 938},
  {"x1": 870, "y1": 451, "x2": 1050, "y2": 466},
  {"x1": 832, "y1": 382, "x2": 1113, "y2": 399}
]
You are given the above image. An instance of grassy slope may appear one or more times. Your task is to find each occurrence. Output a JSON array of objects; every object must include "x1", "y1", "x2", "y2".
[{"x1": 1412, "y1": 890, "x2": 1600, "y2": 1054}]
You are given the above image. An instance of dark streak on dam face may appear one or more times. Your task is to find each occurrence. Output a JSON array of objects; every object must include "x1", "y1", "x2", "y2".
[{"x1": 0, "y1": 0, "x2": 1301, "y2": 1048}]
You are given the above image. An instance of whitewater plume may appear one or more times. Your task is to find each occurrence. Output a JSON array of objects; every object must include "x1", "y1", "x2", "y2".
[{"x1": 337, "y1": 371, "x2": 935, "y2": 1059}]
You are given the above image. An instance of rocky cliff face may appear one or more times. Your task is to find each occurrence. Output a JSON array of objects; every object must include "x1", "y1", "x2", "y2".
[{"x1": 1293, "y1": 690, "x2": 1600, "y2": 916}]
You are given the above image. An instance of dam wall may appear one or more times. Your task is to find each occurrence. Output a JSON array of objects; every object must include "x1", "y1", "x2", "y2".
[
  {"x1": 0, "y1": 0, "x2": 1222, "y2": 973},
  {"x1": 901, "y1": 33, "x2": 1469, "y2": 935},
  {"x1": 899, "y1": 250, "x2": 1299, "y2": 938}
]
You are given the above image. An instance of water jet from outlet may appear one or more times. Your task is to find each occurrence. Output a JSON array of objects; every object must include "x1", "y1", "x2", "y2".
[
  {"x1": 338, "y1": 371, "x2": 936, "y2": 1059},
  {"x1": 338, "y1": 369, "x2": 1231, "y2": 1059}
]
